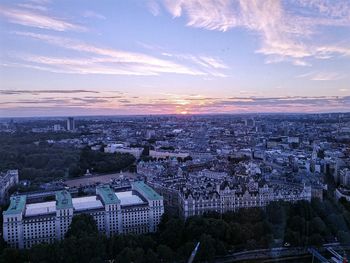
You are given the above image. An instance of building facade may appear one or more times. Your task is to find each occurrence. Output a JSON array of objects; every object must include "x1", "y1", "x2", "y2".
[
  {"x1": 179, "y1": 184, "x2": 312, "y2": 218},
  {"x1": 66, "y1": 117, "x2": 75, "y2": 131},
  {"x1": 3, "y1": 181, "x2": 164, "y2": 249},
  {"x1": 0, "y1": 170, "x2": 19, "y2": 205}
]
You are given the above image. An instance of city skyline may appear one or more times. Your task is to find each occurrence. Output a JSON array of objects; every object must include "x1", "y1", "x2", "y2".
[{"x1": 0, "y1": 0, "x2": 350, "y2": 117}]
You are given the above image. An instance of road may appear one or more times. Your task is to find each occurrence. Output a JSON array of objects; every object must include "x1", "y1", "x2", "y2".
[{"x1": 215, "y1": 244, "x2": 350, "y2": 263}]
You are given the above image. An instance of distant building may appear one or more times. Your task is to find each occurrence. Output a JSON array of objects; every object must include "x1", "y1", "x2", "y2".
[
  {"x1": 53, "y1": 124, "x2": 61, "y2": 131},
  {"x1": 104, "y1": 144, "x2": 143, "y2": 159},
  {"x1": 335, "y1": 187, "x2": 350, "y2": 202},
  {"x1": 146, "y1": 129, "x2": 155, "y2": 139},
  {"x1": 244, "y1": 118, "x2": 255, "y2": 127},
  {"x1": 339, "y1": 168, "x2": 350, "y2": 187},
  {"x1": 0, "y1": 170, "x2": 19, "y2": 205},
  {"x1": 287, "y1": 137, "x2": 300, "y2": 144},
  {"x1": 66, "y1": 117, "x2": 75, "y2": 131},
  {"x1": 115, "y1": 147, "x2": 143, "y2": 159},
  {"x1": 149, "y1": 150, "x2": 189, "y2": 159},
  {"x1": 3, "y1": 182, "x2": 164, "y2": 249}
]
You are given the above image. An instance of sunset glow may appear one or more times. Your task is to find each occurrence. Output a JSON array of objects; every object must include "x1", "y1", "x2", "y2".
[{"x1": 0, "y1": 0, "x2": 349, "y2": 117}]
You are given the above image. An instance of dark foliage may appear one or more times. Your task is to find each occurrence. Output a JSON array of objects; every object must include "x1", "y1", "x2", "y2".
[{"x1": 0, "y1": 133, "x2": 135, "y2": 187}]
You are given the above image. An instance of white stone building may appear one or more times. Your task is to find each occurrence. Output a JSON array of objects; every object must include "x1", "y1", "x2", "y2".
[{"x1": 3, "y1": 181, "x2": 164, "y2": 249}]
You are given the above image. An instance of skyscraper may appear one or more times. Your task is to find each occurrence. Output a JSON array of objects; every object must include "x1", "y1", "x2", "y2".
[{"x1": 66, "y1": 117, "x2": 75, "y2": 131}]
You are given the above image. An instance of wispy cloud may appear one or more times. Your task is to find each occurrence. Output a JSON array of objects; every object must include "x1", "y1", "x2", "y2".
[
  {"x1": 8, "y1": 31, "x2": 227, "y2": 76},
  {"x1": 29, "y1": 0, "x2": 51, "y2": 5},
  {"x1": 148, "y1": 0, "x2": 161, "y2": 16},
  {"x1": 0, "y1": 89, "x2": 100, "y2": 95},
  {"x1": 296, "y1": 71, "x2": 345, "y2": 81},
  {"x1": 163, "y1": 0, "x2": 239, "y2": 31},
  {"x1": 140, "y1": 42, "x2": 229, "y2": 76},
  {"x1": 0, "y1": 4, "x2": 86, "y2": 32},
  {"x1": 157, "y1": 0, "x2": 350, "y2": 66},
  {"x1": 16, "y1": 3, "x2": 48, "y2": 12},
  {"x1": 83, "y1": 10, "x2": 106, "y2": 20}
]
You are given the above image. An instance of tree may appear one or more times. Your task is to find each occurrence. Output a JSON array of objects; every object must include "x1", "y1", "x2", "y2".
[
  {"x1": 116, "y1": 247, "x2": 135, "y2": 263},
  {"x1": 198, "y1": 234, "x2": 216, "y2": 262},
  {"x1": 157, "y1": 245, "x2": 174, "y2": 262},
  {"x1": 0, "y1": 248, "x2": 22, "y2": 263},
  {"x1": 159, "y1": 218, "x2": 184, "y2": 249},
  {"x1": 309, "y1": 233, "x2": 323, "y2": 247},
  {"x1": 65, "y1": 214, "x2": 98, "y2": 239},
  {"x1": 78, "y1": 147, "x2": 135, "y2": 175},
  {"x1": 310, "y1": 217, "x2": 327, "y2": 235},
  {"x1": 146, "y1": 249, "x2": 159, "y2": 263}
]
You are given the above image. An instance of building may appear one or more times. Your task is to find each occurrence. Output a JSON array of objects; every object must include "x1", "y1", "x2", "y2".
[
  {"x1": 0, "y1": 170, "x2": 19, "y2": 205},
  {"x1": 114, "y1": 147, "x2": 143, "y2": 159},
  {"x1": 335, "y1": 187, "x2": 350, "y2": 202},
  {"x1": 149, "y1": 150, "x2": 189, "y2": 159},
  {"x1": 339, "y1": 168, "x2": 350, "y2": 187},
  {"x1": 146, "y1": 129, "x2": 155, "y2": 139},
  {"x1": 53, "y1": 124, "x2": 61, "y2": 132},
  {"x1": 66, "y1": 117, "x2": 75, "y2": 131},
  {"x1": 179, "y1": 184, "x2": 312, "y2": 218},
  {"x1": 3, "y1": 181, "x2": 164, "y2": 249},
  {"x1": 104, "y1": 144, "x2": 143, "y2": 159}
]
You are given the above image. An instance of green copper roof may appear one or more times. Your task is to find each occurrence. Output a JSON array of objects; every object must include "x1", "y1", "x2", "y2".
[
  {"x1": 133, "y1": 181, "x2": 162, "y2": 201},
  {"x1": 96, "y1": 185, "x2": 120, "y2": 205},
  {"x1": 55, "y1": 190, "x2": 73, "y2": 209},
  {"x1": 4, "y1": 195, "x2": 26, "y2": 215}
]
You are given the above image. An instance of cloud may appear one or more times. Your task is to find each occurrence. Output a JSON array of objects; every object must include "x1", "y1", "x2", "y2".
[
  {"x1": 296, "y1": 71, "x2": 345, "y2": 81},
  {"x1": 295, "y1": 0, "x2": 350, "y2": 25},
  {"x1": 1, "y1": 94, "x2": 350, "y2": 116},
  {"x1": 157, "y1": 0, "x2": 350, "y2": 65},
  {"x1": 83, "y1": 10, "x2": 106, "y2": 20},
  {"x1": 118, "y1": 99, "x2": 131, "y2": 104},
  {"x1": 9, "y1": 31, "x2": 227, "y2": 76},
  {"x1": 0, "y1": 89, "x2": 100, "y2": 95},
  {"x1": 0, "y1": 95, "x2": 125, "y2": 107},
  {"x1": 141, "y1": 42, "x2": 229, "y2": 75},
  {"x1": 160, "y1": 52, "x2": 229, "y2": 76},
  {"x1": 148, "y1": 0, "x2": 161, "y2": 16},
  {"x1": 108, "y1": 95, "x2": 350, "y2": 114},
  {"x1": 163, "y1": 0, "x2": 239, "y2": 31},
  {"x1": 0, "y1": 5, "x2": 86, "y2": 31},
  {"x1": 17, "y1": 3, "x2": 48, "y2": 12},
  {"x1": 29, "y1": 0, "x2": 51, "y2": 4}
]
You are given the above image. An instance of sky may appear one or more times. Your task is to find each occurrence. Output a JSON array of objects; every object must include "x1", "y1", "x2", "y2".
[{"x1": 0, "y1": 0, "x2": 349, "y2": 117}]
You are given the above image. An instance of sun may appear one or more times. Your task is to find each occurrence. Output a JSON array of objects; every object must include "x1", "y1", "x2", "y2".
[{"x1": 180, "y1": 111, "x2": 188, "y2": 115}]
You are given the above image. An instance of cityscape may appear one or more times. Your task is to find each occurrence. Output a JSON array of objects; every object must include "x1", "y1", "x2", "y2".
[
  {"x1": 0, "y1": 114, "x2": 350, "y2": 262},
  {"x1": 0, "y1": 0, "x2": 350, "y2": 262}
]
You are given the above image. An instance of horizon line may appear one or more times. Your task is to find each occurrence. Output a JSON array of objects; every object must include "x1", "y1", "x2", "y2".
[{"x1": 1, "y1": 111, "x2": 350, "y2": 120}]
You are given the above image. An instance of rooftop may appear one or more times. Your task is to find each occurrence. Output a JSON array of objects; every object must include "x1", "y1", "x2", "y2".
[
  {"x1": 115, "y1": 191, "x2": 145, "y2": 206},
  {"x1": 133, "y1": 181, "x2": 162, "y2": 201},
  {"x1": 25, "y1": 201, "x2": 56, "y2": 217},
  {"x1": 96, "y1": 185, "x2": 120, "y2": 205},
  {"x1": 4, "y1": 195, "x2": 26, "y2": 215},
  {"x1": 72, "y1": 196, "x2": 104, "y2": 211},
  {"x1": 55, "y1": 190, "x2": 73, "y2": 209}
]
